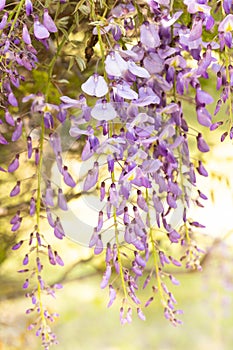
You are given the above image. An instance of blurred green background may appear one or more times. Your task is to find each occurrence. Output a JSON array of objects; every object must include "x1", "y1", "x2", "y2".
[{"x1": 1, "y1": 246, "x2": 233, "y2": 350}]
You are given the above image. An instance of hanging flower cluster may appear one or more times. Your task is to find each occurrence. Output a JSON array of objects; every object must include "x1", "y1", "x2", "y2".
[{"x1": 0, "y1": 0, "x2": 232, "y2": 349}]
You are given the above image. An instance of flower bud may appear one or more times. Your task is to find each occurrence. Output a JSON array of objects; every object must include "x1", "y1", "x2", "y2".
[{"x1": 10, "y1": 181, "x2": 21, "y2": 197}]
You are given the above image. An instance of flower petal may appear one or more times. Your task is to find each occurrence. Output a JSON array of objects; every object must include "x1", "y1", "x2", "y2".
[
  {"x1": 43, "y1": 9, "x2": 57, "y2": 33},
  {"x1": 128, "y1": 61, "x2": 150, "y2": 78},
  {"x1": 91, "y1": 101, "x2": 117, "y2": 121},
  {"x1": 34, "y1": 19, "x2": 50, "y2": 40},
  {"x1": 105, "y1": 52, "x2": 128, "y2": 77}
]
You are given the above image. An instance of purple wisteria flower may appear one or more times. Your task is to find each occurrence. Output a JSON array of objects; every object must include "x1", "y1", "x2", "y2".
[
  {"x1": 197, "y1": 133, "x2": 210, "y2": 152},
  {"x1": 105, "y1": 51, "x2": 150, "y2": 80},
  {"x1": 8, "y1": 92, "x2": 18, "y2": 107},
  {"x1": 0, "y1": 133, "x2": 8, "y2": 144},
  {"x1": 60, "y1": 95, "x2": 87, "y2": 109},
  {"x1": 43, "y1": 9, "x2": 57, "y2": 33},
  {"x1": 91, "y1": 100, "x2": 117, "y2": 121},
  {"x1": 25, "y1": 0, "x2": 33, "y2": 16},
  {"x1": 81, "y1": 74, "x2": 108, "y2": 97},
  {"x1": 34, "y1": 17, "x2": 50, "y2": 40},
  {"x1": 0, "y1": 0, "x2": 5, "y2": 11},
  {"x1": 140, "y1": 21, "x2": 160, "y2": 48},
  {"x1": 218, "y1": 14, "x2": 233, "y2": 33},
  {"x1": 127, "y1": 61, "x2": 150, "y2": 78},
  {"x1": 62, "y1": 166, "x2": 76, "y2": 188},
  {"x1": 114, "y1": 81, "x2": 138, "y2": 100},
  {"x1": 22, "y1": 24, "x2": 32, "y2": 45},
  {"x1": 0, "y1": 12, "x2": 8, "y2": 29},
  {"x1": 10, "y1": 181, "x2": 21, "y2": 197},
  {"x1": 8, "y1": 154, "x2": 20, "y2": 172},
  {"x1": 58, "y1": 189, "x2": 68, "y2": 211},
  {"x1": 83, "y1": 162, "x2": 99, "y2": 191},
  {"x1": 105, "y1": 51, "x2": 128, "y2": 77}
]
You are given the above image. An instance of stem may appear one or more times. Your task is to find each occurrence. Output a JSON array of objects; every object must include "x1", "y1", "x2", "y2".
[
  {"x1": 90, "y1": 0, "x2": 111, "y2": 100},
  {"x1": 145, "y1": 189, "x2": 165, "y2": 305},
  {"x1": 133, "y1": 0, "x2": 144, "y2": 26},
  {"x1": 34, "y1": 29, "x2": 72, "y2": 341},
  {"x1": 113, "y1": 207, "x2": 128, "y2": 300},
  {"x1": 177, "y1": 143, "x2": 191, "y2": 243},
  {"x1": 8, "y1": 0, "x2": 25, "y2": 36},
  {"x1": 221, "y1": 1, "x2": 232, "y2": 126},
  {"x1": 225, "y1": 47, "x2": 232, "y2": 126},
  {"x1": 97, "y1": 26, "x2": 106, "y2": 69},
  {"x1": 36, "y1": 29, "x2": 69, "y2": 230},
  {"x1": 35, "y1": 119, "x2": 47, "y2": 338},
  {"x1": 36, "y1": 122, "x2": 45, "y2": 229},
  {"x1": 36, "y1": 259, "x2": 48, "y2": 333},
  {"x1": 45, "y1": 34, "x2": 71, "y2": 100},
  {"x1": 170, "y1": 0, "x2": 174, "y2": 13},
  {"x1": 173, "y1": 71, "x2": 177, "y2": 102}
]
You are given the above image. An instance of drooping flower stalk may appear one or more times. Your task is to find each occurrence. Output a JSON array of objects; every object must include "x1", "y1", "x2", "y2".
[
  {"x1": 146, "y1": 189, "x2": 164, "y2": 303},
  {"x1": 225, "y1": 47, "x2": 233, "y2": 126},
  {"x1": 113, "y1": 208, "x2": 128, "y2": 302}
]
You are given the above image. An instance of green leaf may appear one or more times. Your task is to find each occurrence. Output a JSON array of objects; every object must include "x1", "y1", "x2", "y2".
[
  {"x1": 67, "y1": 57, "x2": 75, "y2": 74},
  {"x1": 79, "y1": 4, "x2": 90, "y2": 16},
  {"x1": 59, "y1": 27, "x2": 70, "y2": 41},
  {"x1": 56, "y1": 16, "x2": 70, "y2": 30},
  {"x1": 74, "y1": 11, "x2": 80, "y2": 26},
  {"x1": 56, "y1": 79, "x2": 69, "y2": 84},
  {"x1": 74, "y1": 0, "x2": 86, "y2": 13},
  {"x1": 75, "y1": 56, "x2": 86, "y2": 72}
]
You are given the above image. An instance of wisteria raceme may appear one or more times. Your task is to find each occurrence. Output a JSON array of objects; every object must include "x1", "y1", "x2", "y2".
[{"x1": 0, "y1": 0, "x2": 232, "y2": 348}]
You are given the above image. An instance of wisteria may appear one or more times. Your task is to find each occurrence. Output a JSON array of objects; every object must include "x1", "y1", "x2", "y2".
[{"x1": 0, "y1": 0, "x2": 232, "y2": 349}]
